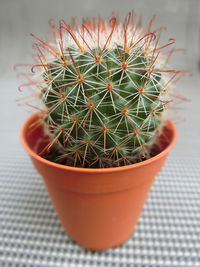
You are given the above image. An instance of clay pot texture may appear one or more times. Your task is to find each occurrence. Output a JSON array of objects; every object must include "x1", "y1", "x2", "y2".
[{"x1": 20, "y1": 113, "x2": 177, "y2": 251}]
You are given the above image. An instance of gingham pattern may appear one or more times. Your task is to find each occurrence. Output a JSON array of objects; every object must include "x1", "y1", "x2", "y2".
[{"x1": 1, "y1": 142, "x2": 200, "y2": 267}]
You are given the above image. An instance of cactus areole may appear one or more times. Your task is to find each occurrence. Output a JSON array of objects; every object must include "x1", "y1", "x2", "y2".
[{"x1": 18, "y1": 13, "x2": 185, "y2": 168}]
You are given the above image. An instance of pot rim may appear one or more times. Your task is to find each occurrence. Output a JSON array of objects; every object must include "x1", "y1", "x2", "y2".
[{"x1": 20, "y1": 113, "x2": 178, "y2": 174}]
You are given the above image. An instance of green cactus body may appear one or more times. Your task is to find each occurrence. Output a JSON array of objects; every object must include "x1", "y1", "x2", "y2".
[{"x1": 19, "y1": 14, "x2": 183, "y2": 168}]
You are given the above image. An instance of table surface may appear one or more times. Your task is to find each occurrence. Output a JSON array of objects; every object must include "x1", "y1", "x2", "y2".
[{"x1": 0, "y1": 0, "x2": 200, "y2": 266}]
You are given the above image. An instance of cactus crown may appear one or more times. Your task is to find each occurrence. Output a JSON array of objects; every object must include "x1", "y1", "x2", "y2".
[{"x1": 17, "y1": 13, "x2": 186, "y2": 168}]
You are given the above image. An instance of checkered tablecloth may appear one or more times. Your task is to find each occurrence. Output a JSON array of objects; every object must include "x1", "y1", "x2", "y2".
[{"x1": 1, "y1": 147, "x2": 200, "y2": 266}]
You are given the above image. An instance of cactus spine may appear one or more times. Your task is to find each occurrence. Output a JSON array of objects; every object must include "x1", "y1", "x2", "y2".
[{"x1": 18, "y1": 13, "x2": 184, "y2": 168}]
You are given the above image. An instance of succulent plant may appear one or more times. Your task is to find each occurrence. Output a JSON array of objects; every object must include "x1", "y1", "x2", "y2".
[{"x1": 17, "y1": 13, "x2": 186, "y2": 168}]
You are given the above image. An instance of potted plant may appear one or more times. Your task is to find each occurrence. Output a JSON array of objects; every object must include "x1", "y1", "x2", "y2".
[{"x1": 17, "y1": 13, "x2": 185, "y2": 250}]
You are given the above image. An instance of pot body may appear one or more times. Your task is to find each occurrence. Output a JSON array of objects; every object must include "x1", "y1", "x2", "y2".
[{"x1": 21, "y1": 114, "x2": 177, "y2": 250}]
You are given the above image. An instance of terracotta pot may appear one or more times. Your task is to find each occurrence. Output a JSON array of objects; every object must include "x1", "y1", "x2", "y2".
[{"x1": 20, "y1": 113, "x2": 177, "y2": 251}]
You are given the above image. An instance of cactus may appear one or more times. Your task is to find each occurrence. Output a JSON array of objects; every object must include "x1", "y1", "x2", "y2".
[{"x1": 17, "y1": 13, "x2": 186, "y2": 168}]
